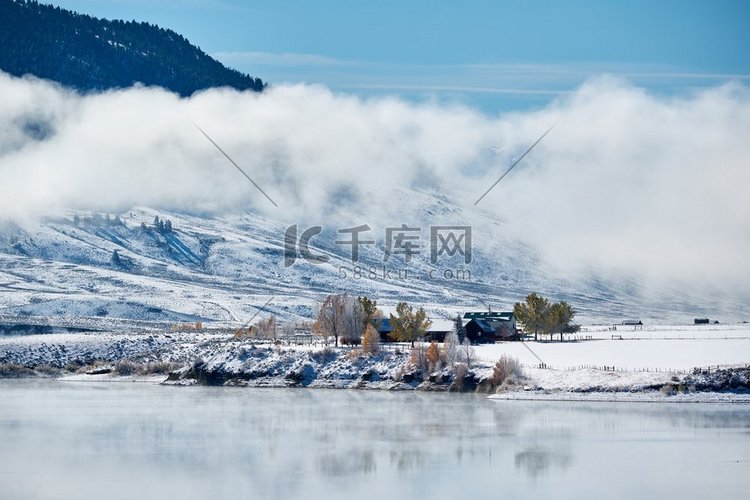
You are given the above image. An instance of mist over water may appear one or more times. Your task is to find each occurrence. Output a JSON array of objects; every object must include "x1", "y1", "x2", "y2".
[{"x1": 1, "y1": 380, "x2": 749, "y2": 500}]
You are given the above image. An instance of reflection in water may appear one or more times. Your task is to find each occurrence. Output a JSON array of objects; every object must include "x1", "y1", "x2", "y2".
[
  {"x1": 318, "y1": 449, "x2": 376, "y2": 477},
  {"x1": 514, "y1": 447, "x2": 573, "y2": 478},
  {"x1": 389, "y1": 449, "x2": 425, "y2": 473},
  {"x1": 0, "y1": 380, "x2": 749, "y2": 500}
]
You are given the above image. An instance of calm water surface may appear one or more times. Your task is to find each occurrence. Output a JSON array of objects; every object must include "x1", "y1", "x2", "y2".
[{"x1": 1, "y1": 380, "x2": 748, "y2": 499}]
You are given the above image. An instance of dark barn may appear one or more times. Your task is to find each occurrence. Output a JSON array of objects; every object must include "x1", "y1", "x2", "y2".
[
  {"x1": 463, "y1": 312, "x2": 517, "y2": 343},
  {"x1": 377, "y1": 317, "x2": 394, "y2": 343}
]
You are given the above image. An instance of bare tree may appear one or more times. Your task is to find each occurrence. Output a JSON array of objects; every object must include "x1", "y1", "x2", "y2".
[
  {"x1": 339, "y1": 295, "x2": 364, "y2": 345},
  {"x1": 254, "y1": 315, "x2": 277, "y2": 340},
  {"x1": 314, "y1": 295, "x2": 339, "y2": 346},
  {"x1": 409, "y1": 342, "x2": 428, "y2": 375},
  {"x1": 314, "y1": 294, "x2": 363, "y2": 347},
  {"x1": 281, "y1": 322, "x2": 295, "y2": 341},
  {"x1": 460, "y1": 338, "x2": 476, "y2": 369},
  {"x1": 443, "y1": 330, "x2": 460, "y2": 366}
]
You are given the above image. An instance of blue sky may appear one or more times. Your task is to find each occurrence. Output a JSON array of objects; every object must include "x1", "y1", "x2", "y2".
[{"x1": 50, "y1": 0, "x2": 750, "y2": 112}]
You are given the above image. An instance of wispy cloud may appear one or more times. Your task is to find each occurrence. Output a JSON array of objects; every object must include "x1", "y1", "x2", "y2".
[
  {"x1": 216, "y1": 52, "x2": 750, "y2": 102},
  {"x1": 214, "y1": 51, "x2": 356, "y2": 67}
]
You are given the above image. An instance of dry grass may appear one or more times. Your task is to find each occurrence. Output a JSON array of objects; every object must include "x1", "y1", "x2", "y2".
[{"x1": 113, "y1": 360, "x2": 182, "y2": 376}]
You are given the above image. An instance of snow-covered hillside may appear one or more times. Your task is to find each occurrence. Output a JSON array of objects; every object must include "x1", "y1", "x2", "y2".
[{"x1": 0, "y1": 192, "x2": 746, "y2": 327}]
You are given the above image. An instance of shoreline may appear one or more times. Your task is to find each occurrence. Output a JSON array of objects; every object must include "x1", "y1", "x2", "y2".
[
  {"x1": 6, "y1": 373, "x2": 749, "y2": 405},
  {"x1": 2, "y1": 330, "x2": 749, "y2": 402}
]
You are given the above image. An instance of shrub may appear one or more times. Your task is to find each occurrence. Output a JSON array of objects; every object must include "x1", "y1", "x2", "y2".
[
  {"x1": 113, "y1": 360, "x2": 139, "y2": 376},
  {"x1": 311, "y1": 346, "x2": 336, "y2": 364},
  {"x1": 362, "y1": 324, "x2": 380, "y2": 355},
  {"x1": 409, "y1": 343, "x2": 428, "y2": 375},
  {"x1": 492, "y1": 354, "x2": 524, "y2": 387},
  {"x1": 346, "y1": 348, "x2": 364, "y2": 360},
  {"x1": 390, "y1": 365, "x2": 406, "y2": 382},
  {"x1": 426, "y1": 342, "x2": 441, "y2": 373},
  {"x1": 0, "y1": 363, "x2": 35, "y2": 378},
  {"x1": 34, "y1": 365, "x2": 62, "y2": 377},
  {"x1": 452, "y1": 362, "x2": 468, "y2": 389}
]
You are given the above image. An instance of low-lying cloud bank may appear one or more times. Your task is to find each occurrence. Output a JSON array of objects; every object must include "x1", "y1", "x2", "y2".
[{"x1": 1, "y1": 71, "x2": 748, "y2": 294}]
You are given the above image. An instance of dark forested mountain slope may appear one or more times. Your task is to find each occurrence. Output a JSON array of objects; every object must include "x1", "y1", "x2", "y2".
[{"x1": 0, "y1": 0, "x2": 264, "y2": 95}]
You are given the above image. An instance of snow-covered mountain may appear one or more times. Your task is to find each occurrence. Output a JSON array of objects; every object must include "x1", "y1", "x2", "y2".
[{"x1": 1, "y1": 186, "x2": 744, "y2": 327}]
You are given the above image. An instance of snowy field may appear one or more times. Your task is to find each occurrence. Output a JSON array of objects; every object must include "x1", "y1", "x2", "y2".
[{"x1": 475, "y1": 325, "x2": 750, "y2": 372}]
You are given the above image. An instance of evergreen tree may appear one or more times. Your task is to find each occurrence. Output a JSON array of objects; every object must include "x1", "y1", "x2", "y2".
[
  {"x1": 515, "y1": 293, "x2": 578, "y2": 341},
  {"x1": 452, "y1": 313, "x2": 465, "y2": 343},
  {"x1": 110, "y1": 249, "x2": 121, "y2": 267},
  {"x1": 358, "y1": 296, "x2": 379, "y2": 333},
  {"x1": 545, "y1": 301, "x2": 578, "y2": 341},
  {"x1": 514, "y1": 293, "x2": 550, "y2": 341}
]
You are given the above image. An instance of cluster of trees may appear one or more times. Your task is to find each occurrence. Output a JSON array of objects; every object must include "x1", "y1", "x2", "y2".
[
  {"x1": 514, "y1": 293, "x2": 580, "y2": 341},
  {"x1": 150, "y1": 216, "x2": 173, "y2": 234},
  {"x1": 312, "y1": 295, "x2": 449, "y2": 354},
  {"x1": 0, "y1": 0, "x2": 265, "y2": 96},
  {"x1": 313, "y1": 294, "x2": 383, "y2": 348},
  {"x1": 409, "y1": 330, "x2": 477, "y2": 379},
  {"x1": 251, "y1": 316, "x2": 278, "y2": 340},
  {"x1": 234, "y1": 317, "x2": 315, "y2": 342},
  {"x1": 73, "y1": 213, "x2": 123, "y2": 227}
]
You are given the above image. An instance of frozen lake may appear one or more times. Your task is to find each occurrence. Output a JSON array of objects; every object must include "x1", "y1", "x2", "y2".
[{"x1": 1, "y1": 380, "x2": 749, "y2": 499}]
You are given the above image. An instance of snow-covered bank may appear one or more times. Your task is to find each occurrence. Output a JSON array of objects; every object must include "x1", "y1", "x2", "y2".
[
  {"x1": 2, "y1": 329, "x2": 749, "y2": 399},
  {"x1": 164, "y1": 341, "x2": 497, "y2": 392},
  {"x1": 0, "y1": 331, "x2": 227, "y2": 369}
]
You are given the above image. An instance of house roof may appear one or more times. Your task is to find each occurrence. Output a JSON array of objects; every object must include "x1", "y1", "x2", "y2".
[
  {"x1": 426, "y1": 318, "x2": 454, "y2": 332},
  {"x1": 377, "y1": 317, "x2": 393, "y2": 333},
  {"x1": 472, "y1": 319, "x2": 495, "y2": 333},
  {"x1": 463, "y1": 311, "x2": 514, "y2": 321}
]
